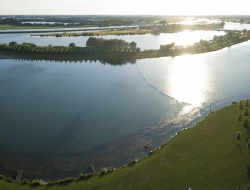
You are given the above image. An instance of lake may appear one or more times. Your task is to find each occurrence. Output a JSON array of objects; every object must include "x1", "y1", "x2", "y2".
[{"x1": 0, "y1": 22, "x2": 250, "y2": 179}]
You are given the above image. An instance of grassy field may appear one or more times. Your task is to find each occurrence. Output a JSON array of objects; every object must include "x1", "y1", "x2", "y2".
[
  {"x1": 0, "y1": 100, "x2": 250, "y2": 190},
  {"x1": 31, "y1": 29, "x2": 151, "y2": 37},
  {"x1": 0, "y1": 24, "x2": 97, "y2": 30}
]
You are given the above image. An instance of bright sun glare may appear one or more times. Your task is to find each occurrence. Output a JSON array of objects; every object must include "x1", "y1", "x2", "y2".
[{"x1": 166, "y1": 55, "x2": 208, "y2": 108}]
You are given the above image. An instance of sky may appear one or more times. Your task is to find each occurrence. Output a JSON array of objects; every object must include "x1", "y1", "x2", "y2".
[{"x1": 1, "y1": 0, "x2": 250, "y2": 15}]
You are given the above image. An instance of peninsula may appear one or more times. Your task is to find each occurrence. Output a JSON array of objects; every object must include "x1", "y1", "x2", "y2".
[{"x1": 0, "y1": 30, "x2": 249, "y2": 61}]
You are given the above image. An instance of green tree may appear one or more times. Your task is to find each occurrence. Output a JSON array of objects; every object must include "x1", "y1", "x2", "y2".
[
  {"x1": 243, "y1": 117, "x2": 250, "y2": 128},
  {"x1": 69, "y1": 43, "x2": 76, "y2": 48},
  {"x1": 159, "y1": 20, "x2": 167, "y2": 26},
  {"x1": 9, "y1": 41, "x2": 17, "y2": 46},
  {"x1": 246, "y1": 99, "x2": 249, "y2": 107},
  {"x1": 130, "y1": 41, "x2": 137, "y2": 52},
  {"x1": 237, "y1": 111, "x2": 243, "y2": 122},
  {"x1": 245, "y1": 107, "x2": 250, "y2": 116},
  {"x1": 239, "y1": 101, "x2": 244, "y2": 111}
]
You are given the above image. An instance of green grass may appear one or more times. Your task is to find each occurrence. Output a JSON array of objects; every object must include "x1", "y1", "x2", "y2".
[
  {"x1": 1, "y1": 100, "x2": 250, "y2": 189},
  {"x1": 31, "y1": 29, "x2": 151, "y2": 37},
  {"x1": 0, "y1": 24, "x2": 97, "y2": 30}
]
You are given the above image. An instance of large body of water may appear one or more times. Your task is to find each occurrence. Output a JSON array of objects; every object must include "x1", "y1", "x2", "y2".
[
  {"x1": 0, "y1": 21, "x2": 250, "y2": 178},
  {"x1": 1, "y1": 41, "x2": 250, "y2": 156}
]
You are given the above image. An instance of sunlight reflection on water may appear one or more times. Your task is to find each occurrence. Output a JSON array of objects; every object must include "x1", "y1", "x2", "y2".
[{"x1": 164, "y1": 55, "x2": 208, "y2": 107}]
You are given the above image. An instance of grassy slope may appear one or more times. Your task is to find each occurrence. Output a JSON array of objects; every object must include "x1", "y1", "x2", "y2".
[{"x1": 0, "y1": 101, "x2": 250, "y2": 190}]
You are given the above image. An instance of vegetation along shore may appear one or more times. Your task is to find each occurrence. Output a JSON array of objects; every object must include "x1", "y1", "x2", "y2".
[
  {"x1": 30, "y1": 22, "x2": 225, "y2": 37},
  {"x1": 0, "y1": 29, "x2": 250, "y2": 61}
]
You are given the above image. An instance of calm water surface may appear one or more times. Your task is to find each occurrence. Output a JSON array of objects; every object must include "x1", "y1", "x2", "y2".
[
  {"x1": 0, "y1": 23, "x2": 250, "y2": 168},
  {"x1": 0, "y1": 59, "x2": 184, "y2": 156},
  {"x1": 1, "y1": 41, "x2": 250, "y2": 158}
]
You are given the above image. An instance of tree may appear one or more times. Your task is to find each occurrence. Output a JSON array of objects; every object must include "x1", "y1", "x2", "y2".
[
  {"x1": 239, "y1": 101, "x2": 244, "y2": 111},
  {"x1": 130, "y1": 41, "x2": 137, "y2": 52},
  {"x1": 246, "y1": 99, "x2": 249, "y2": 107},
  {"x1": 245, "y1": 107, "x2": 250, "y2": 116},
  {"x1": 237, "y1": 111, "x2": 243, "y2": 122},
  {"x1": 236, "y1": 131, "x2": 241, "y2": 140},
  {"x1": 243, "y1": 117, "x2": 250, "y2": 128},
  {"x1": 69, "y1": 43, "x2": 76, "y2": 48},
  {"x1": 159, "y1": 20, "x2": 167, "y2": 26},
  {"x1": 226, "y1": 30, "x2": 233, "y2": 40},
  {"x1": 9, "y1": 41, "x2": 17, "y2": 46}
]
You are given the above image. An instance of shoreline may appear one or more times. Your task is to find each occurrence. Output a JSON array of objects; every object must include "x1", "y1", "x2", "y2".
[
  {"x1": 0, "y1": 33, "x2": 249, "y2": 61},
  {"x1": 0, "y1": 92, "x2": 247, "y2": 181}
]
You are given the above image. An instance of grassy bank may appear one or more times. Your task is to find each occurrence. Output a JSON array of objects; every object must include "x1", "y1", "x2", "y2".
[
  {"x1": 31, "y1": 28, "x2": 151, "y2": 37},
  {"x1": 0, "y1": 24, "x2": 97, "y2": 30},
  {"x1": 0, "y1": 100, "x2": 250, "y2": 189},
  {"x1": 0, "y1": 35, "x2": 249, "y2": 62}
]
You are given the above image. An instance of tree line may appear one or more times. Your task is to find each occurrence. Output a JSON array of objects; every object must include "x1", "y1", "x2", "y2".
[
  {"x1": 0, "y1": 37, "x2": 140, "y2": 55},
  {"x1": 0, "y1": 30, "x2": 249, "y2": 57},
  {"x1": 86, "y1": 37, "x2": 139, "y2": 52},
  {"x1": 142, "y1": 22, "x2": 226, "y2": 34}
]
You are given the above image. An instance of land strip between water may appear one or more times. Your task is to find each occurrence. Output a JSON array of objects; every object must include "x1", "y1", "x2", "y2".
[{"x1": 0, "y1": 30, "x2": 249, "y2": 61}]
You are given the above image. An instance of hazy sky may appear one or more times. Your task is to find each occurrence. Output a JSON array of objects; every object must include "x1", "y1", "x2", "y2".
[{"x1": 1, "y1": 0, "x2": 250, "y2": 15}]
